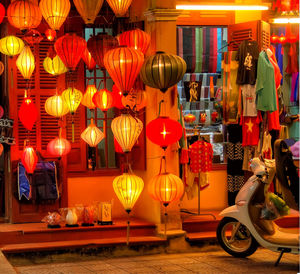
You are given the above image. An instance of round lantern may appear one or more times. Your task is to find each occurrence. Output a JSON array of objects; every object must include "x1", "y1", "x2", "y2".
[
  {"x1": 0, "y1": 3, "x2": 4, "y2": 25},
  {"x1": 146, "y1": 116, "x2": 183, "y2": 150},
  {"x1": 62, "y1": 87, "x2": 83, "y2": 115},
  {"x1": 184, "y1": 113, "x2": 196, "y2": 123},
  {"x1": 0, "y1": 35, "x2": 24, "y2": 57},
  {"x1": 43, "y1": 55, "x2": 68, "y2": 76},
  {"x1": 104, "y1": 47, "x2": 144, "y2": 95},
  {"x1": 82, "y1": 48, "x2": 96, "y2": 72},
  {"x1": 106, "y1": 0, "x2": 133, "y2": 17},
  {"x1": 148, "y1": 172, "x2": 184, "y2": 207},
  {"x1": 7, "y1": 0, "x2": 42, "y2": 31},
  {"x1": 87, "y1": 33, "x2": 119, "y2": 70},
  {"x1": 0, "y1": 61, "x2": 4, "y2": 76},
  {"x1": 119, "y1": 29, "x2": 150, "y2": 54},
  {"x1": 81, "y1": 118, "x2": 104, "y2": 147},
  {"x1": 19, "y1": 94, "x2": 38, "y2": 131},
  {"x1": 74, "y1": 0, "x2": 104, "y2": 25},
  {"x1": 81, "y1": 84, "x2": 97, "y2": 109},
  {"x1": 45, "y1": 29, "x2": 56, "y2": 41},
  {"x1": 45, "y1": 94, "x2": 69, "y2": 118},
  {"x1": 55, "y1": 33, "x2": 87, "y2": 71},
  {"x1": 112, "y1": 84, "x2": 125, "y2": 109},
  {"x1": 39, "y1": 0, "x2": 71, "y2": 31},
  {"x1": 122, "y1": 90, "x2": 147, "y2": 111},
  {"x1": 47, "y1": 136, "x2": 71, "y2": 157},
  {"x1": 278, "y1": 34, "x2": 287, "y2": 44},
  {"x1": 113, "y1": 172, "x2": 144, "y2": 213},
  {"x1": 21, "y1": 144, "x2": 38, "y2": 174},
  {"x1": 92, "y1": 89, "x2": 114, "y2": 112},
  {"x1": 270, "y1": 34, "x2": 279, "y2": 44},
  {"x1": 140, "y1": 51, "x2": 187, "y2": 93},
  {"x1": 16, "y1": 46, "x2": 35, "y2": 80},
  {"x1": 111, "y1": 114, "x2": 143, "y2": 153},
  {"x1": 0, "y1": 143, "x2": 3, "y2": 156}
]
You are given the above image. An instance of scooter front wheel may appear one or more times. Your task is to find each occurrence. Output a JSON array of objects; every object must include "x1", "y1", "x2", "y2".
[{"x1": 217, "y1": 217, "x2": 258, "y2": 258}]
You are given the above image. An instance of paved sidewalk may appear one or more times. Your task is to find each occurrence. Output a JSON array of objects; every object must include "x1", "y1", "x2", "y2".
[{"x1": 9, "y1": 246, "x2": 299, "y2": 274}]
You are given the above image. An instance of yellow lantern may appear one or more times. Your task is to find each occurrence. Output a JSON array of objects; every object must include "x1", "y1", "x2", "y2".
[
  {"x1": 43, "y1": 55, "x2": 68, "y2": 76},
  {"x1": 39, "y1": 0, "x2": 71, "y2": 31},
  {"x1": 0, "y1": 35, "x2": 24, "y2": 57},
  {"x1": 81, "y1": 84, "x2": 97, "y2": 109},
  {"x1": 73, "y1": 0, "x2": 104, "y2": 25},
  {"x1": 45, "y1": 94, "x2": 69, "y2": 118},
  {"x1": 106, "y1": 0, "x2": 133, "y2": 17},
  {"x1": 81, "y1": 118, "x2": 104, "y2": 147},
  {"x1": 16, "y1": 46, "x2": 35, "y2": 80},
  {"x1": 62, "y1": 87, "x2": 82, "y2": 115},
  {"x1": 111, "y1": 114, "x2": 143, "y2": 153}
]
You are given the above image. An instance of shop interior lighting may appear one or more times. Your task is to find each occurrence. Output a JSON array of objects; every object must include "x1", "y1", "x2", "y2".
[
  {"x1": 272, "y1": 18, "x2": 300, "y2": 24},
  {"x1": 176, "y1": 5, "x2": 269, "y2": 11}
]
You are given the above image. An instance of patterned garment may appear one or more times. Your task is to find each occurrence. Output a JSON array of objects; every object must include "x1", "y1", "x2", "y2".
[{"x1": 189, "y1": 140, "x2": 213, "y2": 173}]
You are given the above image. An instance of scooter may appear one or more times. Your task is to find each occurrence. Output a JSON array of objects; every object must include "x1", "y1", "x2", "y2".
[{"x1": 217, "y1": 142, "x2": 299, "y2": 266}]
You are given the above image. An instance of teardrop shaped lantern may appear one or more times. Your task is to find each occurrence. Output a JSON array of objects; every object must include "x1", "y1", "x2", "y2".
[
  {"x1": 22, "y1": 144, "x2": 38, "y2": 174},
  {"x1": 0, "y1": 3, "x2": 5, "y2": 25},
  {"x1": 45, "y1": 29, "x2": 56, "y2": 41},
  {"x1": 106, "y1": 0, "x2": 133, "y2": 17},
  {"x1": 19, "y1": 93, "x2": 38, "y2": 131},
  {"x1": 55, "y1": 33, "x2": 87, "y2": 71},
  {"x1": 140, "y1": 51, "x2": 187, "y2": 93},
  {"x1": 146, "y1": 116, "x2": 182, "y2": 150},
  {"x1": 62, "y1": 87, "x2": 83, "y2": 115},
  {"x1": 81, "y1": 84, "x2": 97, "y2": 109},
  {"x1": 81, "y1": 118, "x2": 104, "y2": 147},
  {"x1": 0, "y1": 35, "x2": 24, "y2": 57},
  {"x1": 119, "y1": 29, "x2": 151, "y2": 54},
  {"x1": 92, "y1": 89, "x2": 114, "y2": 112},
  {"x1": 47, "y1": 136, "x2": 71, "y2": 157},
  {"x1": 104, "y1": 47, "x2": 144, "y2": 95},
  {"x1": 39, "y1": 0, "x2": 71, "y2": 31},
  {"x1": 87, "y1": 33, "x2": 119, "y2": 69},
  {"x1": 112, "y1": 84, "x2": 125, "y2": 109},
  {"x1": 111, "y1": 114, "x2": 143, "y2": 153},
  {"x1": 16, "y1": 46, "x2": 35, "y2": 80},
  {"x1": 45, "y1": 94, "x2": 69, "y2": 118},
  {"x1": 7, "y1": 0, "x2": 42, "y2": 31},
  {"x1": 43, "y1": 46, "x2": 68, "y2": 76},
  {"x1": 148, "y1": 172, "x2": 184, "y2": 207},
  {"x1": 82, "y1": 48, "x2": 96, "y2": 72},
  {"x1": 73, "y1": 0, "x2": 104, "y2": 25}
]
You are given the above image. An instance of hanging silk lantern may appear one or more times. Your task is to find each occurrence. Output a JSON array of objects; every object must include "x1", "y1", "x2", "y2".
[
  {"x1": 62, "y1": 87, "x2": 82, "y2": 115},
  {"x1": 104, "y1": 47, "x2": 144, "y2": 95},
  {"x1": 18, "y1": 93, "x2": 38, "y2": 131},
  {"x1": 39, "y1": 0, "x2": 71, "y2": 31},
  {"x1": 81, "y1": 118, "x2": 104, "y2": 147},
  {"x1": 45, "y1": 29, "x2": 56, "y2": 41},
  {"x1": 45, "y1": 94, "x2": 69, "y2": 118},
  {"x1": 114, "y1": 137, "x2": 124, "y2": 153},
  {"x1": 21, "y1": 144, "x2": 38, "y2": 174},
  {"x1": 119, "y1": 29, "x2": 151, "y2": 54},
  {"x1": 7, "y1": 0, "x2": 42, "y2": 31},
  {"x1": 0, "y1": 35, "x2": 24, "y2": 57},
  {"x1": 92, "y1": 89, "x2": 114, "y2": 112},
  {"x1": 146, "y1": 116, "x2": 182, "y2": 150},
  {"x1": 81, "y1": 84, "x2": 97, "y2": 109},
  {"x1": 140, "y1": 51, "x2": 187, "y2": 93},
  {"x1": 111, "y1": 114, "x2": 143, "y2": 153},
  {"x1": 23, "y1": 30, "x2": 43, "y2": 45},
  {"x1": 55, "y1": 33, "x2": 87, "y2": 71},
  {"x1": 87, "y1": 33, "x2": 119, "y2": 69},
  {"x1": 148, "y1": 172, "x2": 184, "y2": 207},
  {"x1": 47, "y1": 136, "x2": 71, "y2": 157},
  {"x1": 0, "y1": 3, "x2": 4, "y2": 25},
  {"x1": 43, "y1": 46, "x2": 68, "y2": 76},
  {"x1": 106, "y1": 0, "x2": 133, "y2": 17},
  {"x1": 278, "y1": 34, "x2": 287, "y2": 44},
  {"x1": 74, "y1": 0, "x2": 104, "y2": 25},
  {"x1": 112, "y1": 84, "x2": 125, "y2": 109},
  {"x1": 113, "y1": 172, "x2": 144, "y2": 213},
  {"x1": 122, "y1": 90, "x2": 147, "y2": 111},
  {"x1": 270, "y1": 34, "x2": 279, "y2": 44},
  {"x1": 16, "y1": 46, "x2": 35, "y2": 80},
  {"x1": 0, "y1": 143, "x2": 3, "y2": 156},
  {"x1": 0, "y1": 61, "x2": 4, "y2": 76},
  {"x1": 82, "y1": 48, "x2": 96, "y2": 72}
]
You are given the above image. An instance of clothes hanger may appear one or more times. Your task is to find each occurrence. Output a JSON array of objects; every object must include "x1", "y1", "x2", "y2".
[{"x1": 217, "y1": 40, "x2": 240, "y2": 53}]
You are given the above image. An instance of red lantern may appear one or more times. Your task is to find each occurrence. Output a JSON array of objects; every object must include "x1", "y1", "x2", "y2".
[
  {"x1": 47, "y1": 137, "x2": 71, "y2": 157},
  {"x1": 93, "y1": 89, "x2": 114, "y2": 112},
  {"x1": 114, "y1": 137, "x2": 124, "y2": 153},
  {"x1": 184, "y1": 113, "x2": 196, "y2": 123},
  {"x1": 23, "y1": 30, "x2": 43, "y2": 45},
  {"x1": 278, "y1": 34, "x2": 287, "y2": 44},
  {"x1": 104, "y1": 46, "x2": 144, "y2": 95},
  {"x1": 45, "y1": 29, "x2": 56, "y2": 41},
  {"x1": 18, "y1": 93, "x2": 38, "y2": 131},
  {"x1": 87, "y1": 33, "x2": 119, "y2": 69},
  {"x1": 0, "y1": 143, "x2": 3, "y2": 156},
  {"x1": 112, "y1": 84, "x2": 125, "y2": 109},
  {"x1": 270, "y1": 34, "x2": 279, "y2": 44},
  {"x1": 119, "y1": 29, "x2": 151, "y2": 55},
  {"x1": 55, "y1": 33, "x2": 87, "y2": 71},
  {"x1": 82, "y1": 48, "x2": 96, "y2": 71},
  {"x1": 146, "y1": 116, "x2": 183, "y2": 150},
  {"x1": 22, "y1": 145, "x2": 38, "y2": 174},
  {"x1": 0, "y1": 3, "x2": 5, "y2": 25}
]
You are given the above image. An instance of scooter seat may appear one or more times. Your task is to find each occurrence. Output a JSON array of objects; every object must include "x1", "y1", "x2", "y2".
[{"x1": 263, "y1": 224, "x2": 299, "y2": 246}]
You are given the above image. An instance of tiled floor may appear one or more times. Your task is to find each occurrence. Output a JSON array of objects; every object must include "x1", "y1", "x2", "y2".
[{"x1": 11, "y1": 246, "x2": 299, "y2": 274}]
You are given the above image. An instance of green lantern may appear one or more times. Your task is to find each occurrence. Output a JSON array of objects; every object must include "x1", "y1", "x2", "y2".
[{"x1": 140, "y1": 51, "x2": 187, "y2": 93}]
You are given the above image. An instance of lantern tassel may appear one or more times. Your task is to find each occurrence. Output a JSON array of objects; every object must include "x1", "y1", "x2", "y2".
[
  {"x1": 72, "y1": 118, "x2": 75, "y2": 143},
  {"x1": 164, "y1": 205, "x2": 168, "y2": 237},
  {"x1": 126, "y1": 210, "x2": 130, "y2": 245}
]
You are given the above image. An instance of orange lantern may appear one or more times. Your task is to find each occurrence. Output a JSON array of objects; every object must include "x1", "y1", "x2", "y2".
[
  {"x1": 16, "y1": 46, "x2": 35, "y2": 80},
  {"x1": 119, "y1": 29, "x2": 151, "y2": 54},
  {"x1": 73, "y1": 0, "x2": 104, "y2": 25},
  {"x1": 7, "y1": 0, "x2": 42, "y2": 31},
  {"x1": 270, "y1": 34, "x2": 279, "y2": 44},
  {"x1": 45, "y1": 94, "x2": 69, "y2": 118},
  {"x1": 0, "y1": 35, "x2": 24, "y2": 57},
  {"x1": 0, "y1": 61, "x2": 4, "y2": 76},
  {"x1": 82, "y1": 48, "x2": 96, "y2": 72},
  {"x1": 81, "y1": 118, "x2": 104, "y2": 147},
  {"x1": 22, "y1": 144, "x2": 38, "y2": 174},
  {"x1": 106, "y1": 0, "x2": 133, "y2": 17},
  {"x1": 45, "y1": 29, "x2": 56, "y2": 41},
  {"x1": 47, "y1": 136, "x2": 71, "y2": 157},
  {"x1": 81, "y1": 84, "x2": 97, "y2": 109},
  {"x1": 184, "y1": 113, "x2": 196, "y2": 123},
  {"x1": 92, "y1": 89, "x2": 114, "y2": 112},
  {"x1": 0, "y1": 143, "x2": 3, "y2": 156},
  {"x1": 39, "y1": 0, "x2": 71, "y2": 31},
  {"x1": 278, "y1": 34, "x2": 287, "y2": 44},
  {"x1": 104, "y1": 46, "x2": 144, "y2": 95}
]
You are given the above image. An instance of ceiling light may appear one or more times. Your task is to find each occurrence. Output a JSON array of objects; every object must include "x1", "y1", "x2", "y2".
[
  {"x1": 272, "y1": 17, "x2": 300, "y2": 24},
  {"x1": 176, "y1": 5, "x2": 269, "y2": 11}
]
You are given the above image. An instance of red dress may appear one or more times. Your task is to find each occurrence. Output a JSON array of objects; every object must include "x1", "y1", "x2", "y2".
[{"x1": 189, "y1": 140, "x2": 213, "y2": 173}]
